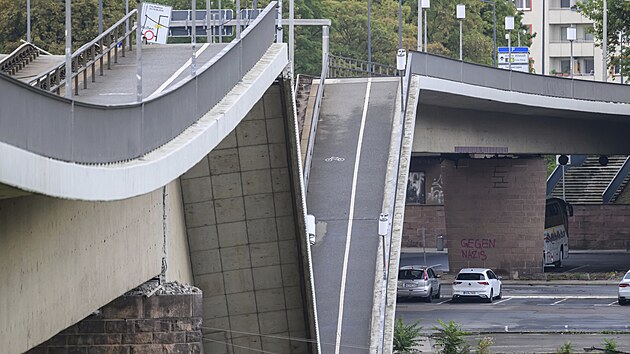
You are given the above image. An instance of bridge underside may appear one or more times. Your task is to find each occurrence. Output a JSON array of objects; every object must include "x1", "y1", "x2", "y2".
[
  {"x1": 414, "y1": 89, "x2": 630, "y2": 156},
  {"x1": 403, "y1": 73, "x2": 630, "y2": 276}
]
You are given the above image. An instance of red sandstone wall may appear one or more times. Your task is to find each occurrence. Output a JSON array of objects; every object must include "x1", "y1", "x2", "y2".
[
  {"x1": 27, "y1": 291, "x2": 203, "y2": 354},
  {"x1": 403, "y1": 205, "x2": 446, "y2": 248},
  {"x1": 442, "y1": 158, "x2": 547, "y2": 276},
  {"x1": 569, "y1": 204, "x2": 630, "y2": 250}
]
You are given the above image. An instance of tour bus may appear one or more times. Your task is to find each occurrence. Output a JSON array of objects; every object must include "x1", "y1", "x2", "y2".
[{"x1": 544, "y1": 197, "x2": 573, "y2": 267}]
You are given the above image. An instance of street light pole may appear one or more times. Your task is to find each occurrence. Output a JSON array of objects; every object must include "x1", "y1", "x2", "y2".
[
  {"x1": 505, "y1": 16, "x2": 515, "y2": 71},
  {"x1": 567, "y1": 26, "x2": 576, "y2": 79},
  {"x1": 457, "y1": 4, "x2": 465, "y2": 61},
  {"x1": 481, "y1": 0, "x2": 497, "y2": 66},
  {"x1": 27, "y1": 0, "x2": 31, "y2": 42},
  {"x1": 422, "y1": 0, "x2": 430, "y2": 52},
  {"x1": 368, "y1": 0, "x2": 372, "y2": 73},
  {"x1": 418, "y1": 0, "x2": 422, "y2": 51},
  {"x1": 398, "y1": 0, "x2": 403, "y2": 49},
  {"x1": 603, "y1": 0, "x2": 607, "y2": 82}
]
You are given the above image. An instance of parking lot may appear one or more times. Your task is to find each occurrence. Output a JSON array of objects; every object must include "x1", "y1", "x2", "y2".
[{"x1": 396, "y1": 284, "x2": 628, "y2": 333}]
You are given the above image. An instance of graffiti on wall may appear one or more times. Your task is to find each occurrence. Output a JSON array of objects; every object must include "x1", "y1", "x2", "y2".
[
  {"x1": 460, "y1": 238, "x2": 496, "y2": 261},
  {"x1": 428, "y1": 174, "x2": 444, "y2": 204}
]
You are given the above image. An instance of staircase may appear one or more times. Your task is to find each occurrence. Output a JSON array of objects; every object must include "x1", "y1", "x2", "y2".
[{"x1": 551, "y1": 155, "x2": 629, "y2": 204}]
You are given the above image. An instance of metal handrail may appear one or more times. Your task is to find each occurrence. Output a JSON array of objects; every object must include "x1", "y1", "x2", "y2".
[
  {"x1": 29, "y1": 9, "x2": 138, "y2": 95},
  {"x1": 409, "y1": 50, "x2": 630, "y2": 104},
  {"x1": 603, "y1": 156, "x2": 630, "y2": 203},
  {"x1": 0, "y1": 42, "x2": 41, "y2": 75},
  {"x1": 328, "y1": 54, "x2": 399, "y2": 78},
  {"x1": 303, "y1": 55, "x2": 328, "y2": 190}
]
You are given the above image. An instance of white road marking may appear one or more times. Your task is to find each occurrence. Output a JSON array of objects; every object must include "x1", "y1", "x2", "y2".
[
  {"x1": 493, "y1": 297, "x2": 513, "y2": 305},
  {"x1": 99, "y1": 92, "x2": 133, "y2": 96},
  {"x1": 550, "y1": 298, "x2": 568, "y2": 305},
  {"x1": 563, "y1": 264, "x2": 589, "y2": 273},
  {"x1": 508, "y1": 295, "x2": 615, "y2": 299},
  {"x1": 436, "y1": 299, "x2": 451, "y2": 305},
  {"x1": 146, "y1": 43, "x2": 211, "y2": 99},
  {"x1": 334, "y1": 78, "x2": 371, "y2": 354}
]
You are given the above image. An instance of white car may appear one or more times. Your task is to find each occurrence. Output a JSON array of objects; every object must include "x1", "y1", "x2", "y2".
[
  {"x1": 618, "y1": 270, "x2": 630, "y2": 305},
  {"x1": 452, "y1": 268, "x2": 502, "y2": 303}
]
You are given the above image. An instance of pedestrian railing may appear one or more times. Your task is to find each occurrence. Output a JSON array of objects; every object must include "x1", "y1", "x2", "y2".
[{"x1": 29, "y1": 9, "x2": 137, "y2": 95}]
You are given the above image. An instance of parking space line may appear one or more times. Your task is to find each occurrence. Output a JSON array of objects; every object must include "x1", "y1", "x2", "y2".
[
  {"x1": 436, "y1": 299, "x2": 451, "y2": 305},
  {"x1": 562, "y1": 264, "x2": 589, "y2": 273},
  {"x1": 550, "y1": 298, "x2": 568, "y2": 305},
  {"x1": 493, "y1": 297, "x2": 513, "y2": 305},
  {"x1": 509, "y1": 295, "x2": 615, "y2": 299}
]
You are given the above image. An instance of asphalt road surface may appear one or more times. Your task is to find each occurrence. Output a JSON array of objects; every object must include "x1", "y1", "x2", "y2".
[
  {"x1": 308, "y1": 78, "x2": 398, "y2": 354},
  {"x1": 397, "y1": 284, "x2": 627, "y2": 333}
]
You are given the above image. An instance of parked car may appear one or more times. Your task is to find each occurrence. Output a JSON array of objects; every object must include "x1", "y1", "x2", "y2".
[
  {"x1": 397, "y1": 265, "x2": 441, "y2": 302},
  {"x1": 452, "y1": 268, "x2": 502, "y2": 303},
  {"x1": 618, "y1": 270, "x2": 630, "y2": 305}
]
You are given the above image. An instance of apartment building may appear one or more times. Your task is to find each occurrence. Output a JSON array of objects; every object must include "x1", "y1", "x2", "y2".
[{"x1": 520, "y1": 0, "x2": 622, "y2": 81}]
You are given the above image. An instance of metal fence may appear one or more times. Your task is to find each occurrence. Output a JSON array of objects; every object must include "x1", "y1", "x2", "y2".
[
  {"x1": 328, "y1": 54, "x2": 399, "y2": 78},
  {"x1": 0, "y1": 2, "x2": 278, "y2": 164},
  {"x1": 408, "y1": 50, "x2": 630, "y2": 104}
]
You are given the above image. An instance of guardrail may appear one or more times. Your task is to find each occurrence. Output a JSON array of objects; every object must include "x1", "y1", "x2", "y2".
[
  {"x1": 29, "y1": 9, "x2": 137, "y2": 95},
  {"x1": 0, "y1": 2, "x2": 278, "y2": 164},
  {"x1": 328, "y1": 54, "x2": 399, "y2": 78},
  {"x1": 0, "y1": 42, "x2": 41, "y2": 75},
  {"x1": 408, "y1": 50, "x2": 630, "y2": 104},
  {"x1": 303, "y1": 56, "x2": 328, "y2": 190},
  {"x1": 603, "y1": 156, "x2": 630, "y2": 203}
]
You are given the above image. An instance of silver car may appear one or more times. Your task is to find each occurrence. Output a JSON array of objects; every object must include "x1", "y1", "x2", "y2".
[
  {"x1": 618, "y1": 270, "x2": 630, "y2": 305},
  {"x1": 397, "y1": 265, "x2": 441, "y2": 302}
]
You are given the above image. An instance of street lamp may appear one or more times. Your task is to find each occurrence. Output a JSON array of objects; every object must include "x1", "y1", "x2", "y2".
[
  {"x1": 505, "y1": 16, "x2": 514, "y2": 71},
  {"x1": 419, "y1": 0, "x2": 430, "y2": 52},
  {"x1": 480, "y1": 0, "x2": 497, "y2": 67},
  {"x1": 423, "y1": 0, "x2": 430, "y2": 51},
  {"x1": 603, "y1": 0, "x2": 607, "y2": 82},
  {"x1": 567, "y1": 26, "x2": 576, "y2": 79},
  {"x1": 457, "y1": 4, "x2": 465, "y2": 61}
]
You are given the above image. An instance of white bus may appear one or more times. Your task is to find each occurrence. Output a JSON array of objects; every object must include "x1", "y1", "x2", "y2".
[{"x1": 544, "y1": 197, "x2": 573, "y2": 267}]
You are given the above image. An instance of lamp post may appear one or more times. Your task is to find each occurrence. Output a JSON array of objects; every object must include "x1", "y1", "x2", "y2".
[
  {"x1": 481, "y1": 0, "x2": 497, "y2": 66},
  {"x1": 65, "y1": 0, "x2": 71, "y2": 99},
  {"x1": 505, "y1": 16, "x2": 514, "y2": 71},
  {"x1": 398, "y1": 0, "x2": 403, "y2": 49},
  {"x1": 368, "y1": 0, "x2": 372, "y2": 73},
  {"x1": 603, "y1": 0, "x2": 607, "y2": 82},
  {"x1": 457, "y1": 4, "x2": 465, "y2": 61},
  {"x1": 27, "y1": 0, "x2": 31, "y2": 42},
  {"x1": 567, "y1": 26, "x2": 576, "y2": 79},
  {"x1": 422, "y1": 0, "x2": 430, "y2": 52}
]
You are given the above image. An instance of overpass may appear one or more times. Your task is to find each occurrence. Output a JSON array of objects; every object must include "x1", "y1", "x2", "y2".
[
  {"x1": 0, "y1": 3, "x2": 320, "y2": 353},
  {"x1": 2, "y1": 3, "x2": 630, "y2": 353}
]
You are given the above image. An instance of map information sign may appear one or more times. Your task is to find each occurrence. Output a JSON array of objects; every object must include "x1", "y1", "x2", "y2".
[{"x1": 141, "y1": 3, "x2": 172, "y2": 44}]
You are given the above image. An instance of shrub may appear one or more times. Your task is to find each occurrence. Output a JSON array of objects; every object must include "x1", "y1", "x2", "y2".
[
  {"x1": 556, "y1": 341, "x2": 574, "y2": 354},
  {"x1": 604, "y1": 338, "x2": 618, "y2": 354},
  {"x1": 393, "y1": 318, "x2": 423, "y2": 353},
  {"x1": 476, "y1": 336, "x2": 494, "y2": 354},
  {"x1": 432, "y1": 320, "x2": 470, "y2": 354}
]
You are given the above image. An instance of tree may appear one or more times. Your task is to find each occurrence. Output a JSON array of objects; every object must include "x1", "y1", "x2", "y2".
[
  {"x1": 0, "y1": 0, "x2": 126, "y2": 54},
  {"x1": 578, "y1": 0, "x2": 630, "y2": 82}
]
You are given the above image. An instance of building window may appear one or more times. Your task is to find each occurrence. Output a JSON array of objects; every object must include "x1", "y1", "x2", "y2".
[
  {"x1": 584, "y1": 58, "x2": 594, "y2": 75},
  {"x1": 560, "y1": 0, "x2": 571, "y2": 8},
  {"x1": 516, "y1": 0, "x2": 532, "y2": 10},
  {"x1": 560, "y1": 59, "x2": 571, "y2": 74},
  {"x1": 584, "y1": 26, "x2": 594, "y2": 41},
  {"x1": 614, "y1": 64, "x2": 621, "y2": 75}
]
